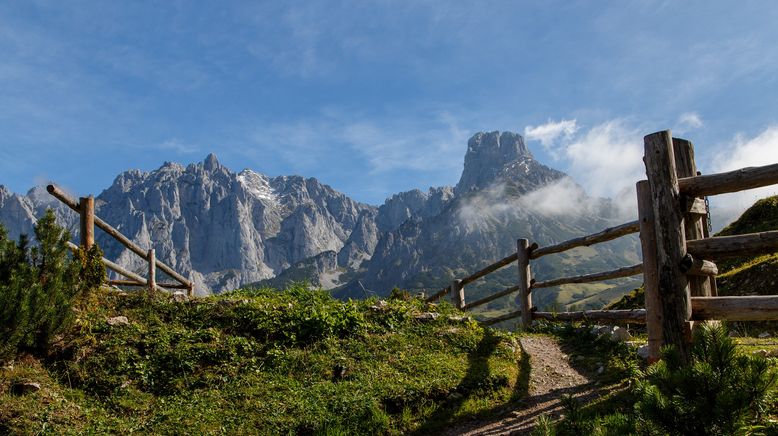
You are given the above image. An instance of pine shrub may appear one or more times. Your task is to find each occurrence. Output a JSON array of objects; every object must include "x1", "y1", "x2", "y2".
[
  {"x1": 634, "y1": 323, "x2": 777, "y2": 435},
  {"x1": 0, "y1": 209, "x2": 105, "y2": 359}
]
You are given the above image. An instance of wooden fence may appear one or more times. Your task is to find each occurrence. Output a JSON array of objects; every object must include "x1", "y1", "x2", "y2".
[
  {"x1": 46, "y1": 184, "x2": 195, "y2": 296},
  {"x1": 427, "y1": 130, "x2": 778, "y2": 363}
]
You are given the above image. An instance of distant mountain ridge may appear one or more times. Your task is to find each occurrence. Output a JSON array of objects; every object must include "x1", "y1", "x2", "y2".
[{"x1": 0, "y1": 131, "x2": 639, "y2": 305}]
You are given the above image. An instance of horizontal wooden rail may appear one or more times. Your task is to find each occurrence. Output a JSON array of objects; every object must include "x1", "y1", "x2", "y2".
[
  {"x1": 462, "y1": 284, "x2": 521, "y2": 310},
  {"x1": 460, "y1": 252, "x2": 519, "y2": 286},
  {"x1": 531, "y1": 263, "x2": 643, "y2": 289},
  {"x1": 425, "y1": 286, "x2": 450, "y2": 303},
  {"x1": 679, "y1": 254, "x2": 718, "y2": 276},
  {"x1": 48, "y1": 184, "x2": 193, "y2": 290},
  {"x1": 533, "y1": 309, "x2": 646, "y2": 323},
  {"x1": 65, "y1": 241, "x2": 172, "y2": 293},
  {"x1": 481, "y1": 309, "x2": 523, "y2": 326},
  {"x1": 678, "y1": 163, "x2": 778, "y2": 197},
  {"x1": 107, "y1": 279, "x2": 190, "y2": 290},
  {"x1": 530, "y1": 220, "x2": 639, "y2": 259},
  {"x1": 686, "y1": 230, "x2": 778, "y2": 259},
  {"x1": 691, "y1": 296, "x2": 778, "y2": 321}
]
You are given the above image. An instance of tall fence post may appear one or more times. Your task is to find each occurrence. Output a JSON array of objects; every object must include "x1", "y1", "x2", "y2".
[
  {"x1": 79, "y1": 196, "x2": 95, "y2": 249},
  {"x1": 148, "y1": 248, "x2": 156, "y2": 293},
  {"x1": 644, "y1": 130, "x2": 692, "y2": 364},
  {"x1": 451, "y1": 279, "x2": 465, "y2": 309},
  {"x1": 637, "y1": 180, "x2": 662, "y2": 363},
  {"x1": 672, "y1": 138, "x2": 716, "y2": 297},
  {"x1": 516, "y1": 238, "x2": 532, "y2": 330}
]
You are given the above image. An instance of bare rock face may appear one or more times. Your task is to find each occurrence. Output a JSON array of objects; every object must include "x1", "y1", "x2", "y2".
[
  {"x1": 0, "y1": 131, "x2": 639, "y2": 303},
  {"x1": 91, "y1": 154, "x2": 374, "y2": 294}
]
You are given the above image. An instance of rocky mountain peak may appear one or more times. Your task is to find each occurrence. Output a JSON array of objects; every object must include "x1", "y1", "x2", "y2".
[
  {"x1": 202, "y1": 153, "x2": 223, "y2": 172},
  {"x1": 456, "y1": 131, "x2": 534, "y2": 194}
]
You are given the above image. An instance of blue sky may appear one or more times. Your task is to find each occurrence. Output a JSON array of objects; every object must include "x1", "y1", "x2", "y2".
[{"x1": 2, "y1": 1, "x2": 778, "y2": 226}]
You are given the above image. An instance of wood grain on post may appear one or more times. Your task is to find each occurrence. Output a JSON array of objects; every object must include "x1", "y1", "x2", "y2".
[
  {"x1": 148, "y1": 249, "x2": 156, "y2": 293},
  {"x1": 531, "y1": 263, "x2": 642, "y2": 289},
  {"x1": 79, "y1": 196, "x2": 95, "y2": 249},
  {"x1": 530, "y1": 221, "x2": 640, "y2": 259},
  {"x1": 679, "y1": 254, "x2": 718, "y2": 276},
  {"x1": 678, "y1": 162, "x2": 778, "y2": 197},
  {"x1": 637, "y1": 180, "x2": 662, "y2": 362},
  {"x1": 691, "y1": 296, "x2": 778, "y2": 321},
  {"x1": 644, "y1": 130, "x2": 692, "y2": 364},
  {"x1": 450, "y1": 279, "x2": 465, "y2": 309},
  {"x1": 47, "y1": 184, "x2": 193, "y2": 289},
  {"x1": 672, "y1": 138, "x2": 714, "y2": 297},
  {"x1": 516, "y1": 238, "x2": 532, "y2": 330}
]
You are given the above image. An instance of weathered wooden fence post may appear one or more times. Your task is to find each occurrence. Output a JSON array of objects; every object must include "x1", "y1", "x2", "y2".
[
  {"x1": 451, "y1": 279, "x2": 465, "y2": 309},
  {"x1": 644, "y1": 130, "x2": 692, "y2": 364},
  {"x1": 636, "y1": 180, "x2": 662, "y2": 362},
  {"x1": 148, "y1": 248, "x2": 156, "y2": 293},
  {"x1": 79, "y1": 195, "x2": 95, "y2": 249},
  {"x1": 672, "y1": 138, "x2": 717, "y2": 297},
  {"x1": 516, "y1": 238, "x2": 532, "y2": 330}
]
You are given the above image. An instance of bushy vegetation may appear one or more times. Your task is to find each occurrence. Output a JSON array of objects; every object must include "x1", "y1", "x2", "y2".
[
  {"x1": 0, "y1": 210, "x2": 104, "y2": 360},
  {"x1": 1, "y1": 285, "x2": 525, "y2": 434},
  {"x1": 633, "y1": 324, "x2": 776, "y2": 435},
  {"x1": 539, "y1": 323, "x2": 777, "y2": 435}
]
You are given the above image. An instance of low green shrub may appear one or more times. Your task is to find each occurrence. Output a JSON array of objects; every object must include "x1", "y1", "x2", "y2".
[
  {"x1": 0, "y1": 210, "x2": 105, "y2": 359},
  {"x1": 634, "y1": 323, "x2": 777, "y2": 435}
]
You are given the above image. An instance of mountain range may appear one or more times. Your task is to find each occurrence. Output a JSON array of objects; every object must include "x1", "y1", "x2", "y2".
[{"x1": 0, "y1": 131, "x2": 640, "y2": 309}]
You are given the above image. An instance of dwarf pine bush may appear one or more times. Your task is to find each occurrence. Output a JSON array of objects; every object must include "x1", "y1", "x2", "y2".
[
  {"x1": 0, "y1": 209, "x2": 105, "y2": 359},
  {"x1": 634, "y1": 323, "x2": 776, "y2": 435}
]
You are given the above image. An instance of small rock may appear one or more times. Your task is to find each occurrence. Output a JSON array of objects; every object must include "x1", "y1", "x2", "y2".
[
  {"x1": 369, "y1": 300, "x2": 389, "y2": 312},
  {"x1": 610, "y1": 326, "x2": 631, "y2": 342},
  {"x1": 752, "y1": 349, "x2": 769, "y2": 358},
  {"x1": 596, "y1": 366, "x2": 604, "y2": 375},
  {"x1": 11, "y1": 382, "x2": 41, "y2": 395},
  {"x1": 758, "y1": 332, "x2": 772, "y2": 339},
  {"x1": 415, "y1": 312, "x2": 440, "y2": 321},
  {"x1": 637, "y1": 345, "x2": 650, "y2": 360},
  {"x1": 106, "y1": 316, "x2": 129, "y2": 326},
  {"x1": 728, "y1": 331, "x2": 741, "y2": 338},
  {"x1": 171, "y1": 291, "x2": 188, "y2": 302}
]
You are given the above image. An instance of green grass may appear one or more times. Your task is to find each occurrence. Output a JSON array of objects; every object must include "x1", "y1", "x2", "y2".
[{"x1": 0, "y1": 285, "x2": 526, "y2": 434}]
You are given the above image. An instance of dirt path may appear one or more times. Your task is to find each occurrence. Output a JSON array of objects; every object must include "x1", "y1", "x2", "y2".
[{"x1": 443, "y1": 335, "x2": 617, "y2": 435}]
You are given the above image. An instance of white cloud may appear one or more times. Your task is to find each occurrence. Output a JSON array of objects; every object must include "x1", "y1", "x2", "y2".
[
  {"x1": 562, "y1": 120, "x2": 644, "y2": 199},
  {"x1": 158, "y1": 138, "x2": 199, "y2": 154},
  {"x1": 709, "y1": 126, "x2": 778, "y2": 229},
  {"x1": 675, "y1": 112, "x2": 704, "y2": 133},
  {"x1": 524, "y1": 119, "x2": 578, "y2": 150},
  {"x1": 522, "y1": 119, "x2": 646, "y2": 220}
]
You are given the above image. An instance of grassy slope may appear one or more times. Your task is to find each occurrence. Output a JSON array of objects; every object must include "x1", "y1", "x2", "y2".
[{"x1": 0, "y1": 286, "x2": 525, "y2": 434}]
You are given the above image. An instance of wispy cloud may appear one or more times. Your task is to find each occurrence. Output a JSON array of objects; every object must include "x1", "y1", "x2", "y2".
[
  {"x1": 245, "y1": 110, "x2": 470, "y2": 176},
  {"x1": 158, "y1": 138, "x2": 199, "y2": 155},
  {"x1": 675, "y1": 112, "x2": 704, "y2": 134},
  {"x1": 709, "y1": 126, "x2": 778, "y2": 229},
  {"x1": 524, "y1": 119, "x2": 578, "y2": 150}
]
